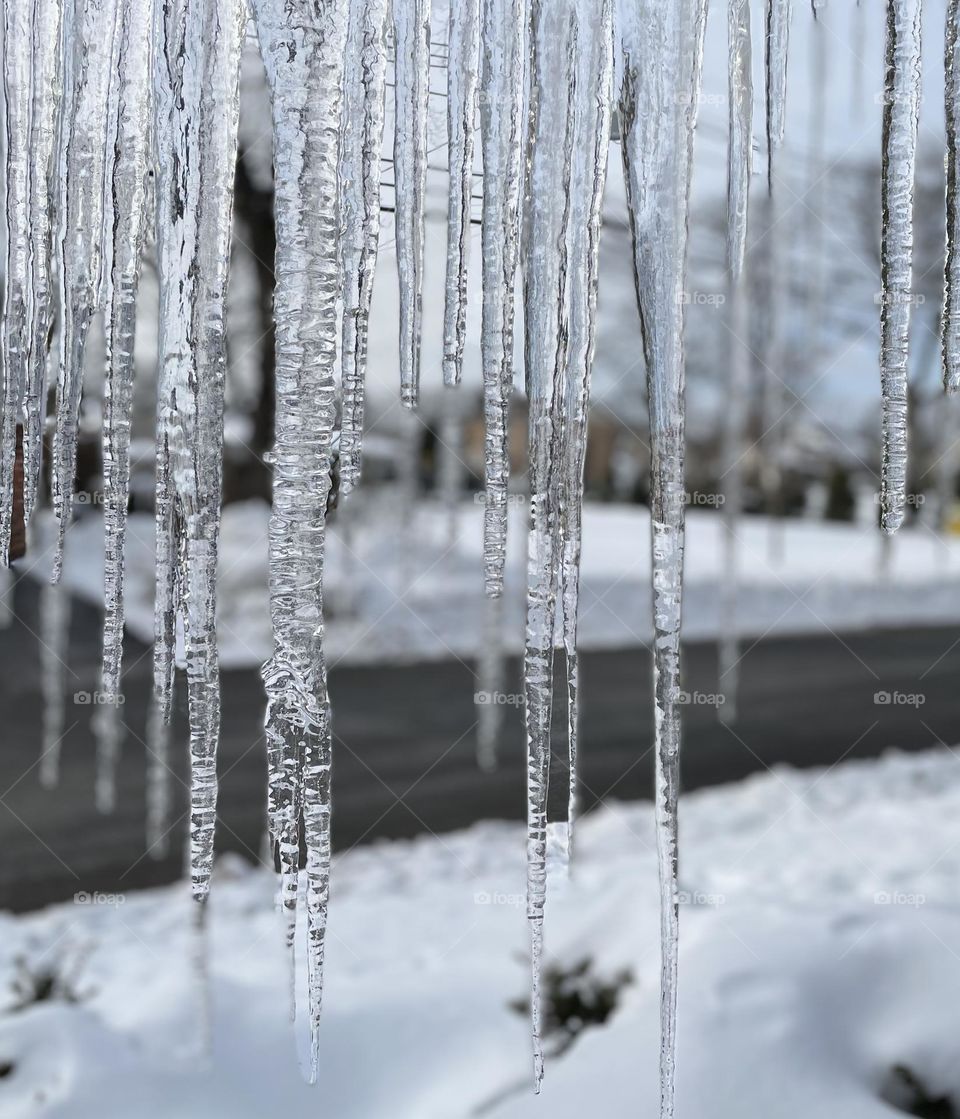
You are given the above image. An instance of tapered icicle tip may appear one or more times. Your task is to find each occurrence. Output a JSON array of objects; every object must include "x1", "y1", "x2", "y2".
[{"x1": 881, "y1": 505, "x2": 904, "y2": 535}]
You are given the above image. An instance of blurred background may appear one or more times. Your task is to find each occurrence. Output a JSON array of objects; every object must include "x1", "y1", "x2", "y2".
[
  {"x1": 1, "y1": 1, "x2": 960, "y2": 911},
  {"x1": 5, "y1": 2, "x2": 960, "y2": 1117}
]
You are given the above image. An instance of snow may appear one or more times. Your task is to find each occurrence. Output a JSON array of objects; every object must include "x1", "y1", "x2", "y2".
[
  {"x1": 2, "y1": 747, "x2": 960, "y2": 1117},
  {"x1": 29, "y1": 501, "x2": 960, "y2": 669}
]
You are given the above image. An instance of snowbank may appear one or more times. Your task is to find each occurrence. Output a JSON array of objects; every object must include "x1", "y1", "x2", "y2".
[
  {"x1": 29, "y1": 500, "x2": 960, "y2": 668},
  {"x1": 1, "y1": 748, "x2": 960, "y2": 1117}
]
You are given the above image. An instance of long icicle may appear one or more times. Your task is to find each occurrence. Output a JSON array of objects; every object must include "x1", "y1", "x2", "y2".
[
  {"x1": 392, "y1": 0, "x2": 430, "y2": 409},
  {"x1": 339, "y1": 0, "x2": 388, "y2": 497},
  {"x1": 718, "y1": 0, "x2": 753, "y2": 725},
  {"x1": 879, "y1": 0, "x2": 922, "y2": 533},
  {"x1": 94, "y1": 0, "x2": 154, "y2": 814},
  {"x1": 765, "y1": 0, "x2": 791, "y2": 191},
  {"x1": 0, "y1": 0, "x2": 35, "y2": 561},
  {"x1": 20, "y1": 0, "x2": 63, "y2": 534},
  {"x1": 479, "y1": 0, "x2": 526, "y2": 598},
  {"x1": 558, "y1": 0, "x2": 613, "y2": 867},
  {"x1": 441, "y1": 0, "x2": 481, "y2": 386},
  {"x1": 152, "y1": 0, "x2": 245, "y2": 901},
  {"x1": 943, "y1": 0, "x2": 960, "y2": 391},
  {"x1": 524, "y1": 0, "x2": 575, "y2": 1089},
  {"x1": 619, "y1": 1, "x2": 708, "y2": 1115},
  {"x1": 250, "y1": 0, "x2": 349, "y2": 1080},
  {"x1": 50, "y1": 0, "x2": 120, "y2": 579}
]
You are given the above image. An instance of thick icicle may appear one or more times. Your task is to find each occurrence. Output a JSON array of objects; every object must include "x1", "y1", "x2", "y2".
[
  {"x1": 95, "y1": 0, "x2": 154, "y2": 815},
  {"x1": 479, "y1": 0, "x2": 525, "y2": 597},
  {"x1": 943, "y1": 0, "x2": 960, "y2": 391},
  {"x1": 251, "y1": 0, "x2": 349, "y2": 1080},
  {"x1": 152, "y1": 0, "x2": 245, "y2": 899},
  {"x1": 441, "y1": 0, "x2": 481, "y2": 386},
  {"x1": 392, "y1": 0, "x2": 431, "y2": 409},
  {"x1": 50, "y1": 0, "x2": 121, "y2": 579},
  {"x1": 0, "y1": 0, "x2": 35, "y2": 560},
  {"x1": 21, "y1": 0, "x2": 63, "y2": 530},
  {"x1": 718, "y1": 0, "x2": 753, "y2": 723},
  {"x1": 879, "y1": 0, "x2": 922, "y2": 534},
  {"x1": 618, "y1": 0, "x2": 707, "y2": 1115},
  {"x1": 765, "y1": 0, "x2": 791, "y2": 189},
  {"x1": 558, "y1": 0, "x2": 613, "y2": 867},
  {"x1": 524, "y1": 0, "x2": 576, "y2": 1090},
  {"x1": 39, "y1": 580, "x2": 71, "y2": 788},
  {"x1": 339, "y1": 0, "x2": 388, "y2": 497}
]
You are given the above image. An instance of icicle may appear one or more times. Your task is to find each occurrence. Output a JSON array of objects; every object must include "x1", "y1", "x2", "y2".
[
  {"x1": 727, "y1": 0, "x2": 752, "y2": 281},
  {"x1": 479, "y1": 0, "x2": 526, "y2": 598},
  {"x1": 21, "y1": 0, "x2": 63, "y2": 530},
  {"x1": 392, "y1": 0, "x2": 431, "y2": 409},
  {"x1": 879, "y1": 0, "x2": 922, "y2": 534},
  {"x1": 339, "y1": 0, "x2": 388, "y2": 496},
  {"x1": 718, "y1": 0, "x2": 753, "y2": 724},
  {"x1": 765, "y1": 0, "x2": 792, "y2": 190},
  {"x1": 441, "y1": 0, "x2": 480, "y2": 386},
  {"x1": 943, "y1": 0, "x2": 960, "y2": 391},
  {"x1": 1, "y1": 0, "x2": 35, "y2": 561},
  {"x1": 95, "y1": 0, "x2": 154, "y2": 815},
  {"x1": 152, "y1": 0, "x2": 245, "y2": 900},
  {"x1": 524, "y1": 0, "x2": 576, "y2": 1090},
  {"x1": 39, "y1": 579, "x2": 71, "y2": 788},
  {"x1": 618, "y1": 0, "x2": 707, "y2": 1115},
  {"x1": 250, "y1": 0, "x2": 349, "y2": 1080},
  {"x1": 558, "y1": 0, "x2": 613, "y2": 869},
  {"x1": 50, "y1": 0, "x2": 121, "y2": 579}
]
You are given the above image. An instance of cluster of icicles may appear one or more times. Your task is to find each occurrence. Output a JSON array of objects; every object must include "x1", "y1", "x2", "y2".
[{"x1": 0, "y1": 0, "x2": 953, "y2": 1109}]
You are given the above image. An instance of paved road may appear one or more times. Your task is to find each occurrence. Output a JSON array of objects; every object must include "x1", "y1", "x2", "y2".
[{"x1": 1, "y1": 578, "x2": 959, "y2": 911}]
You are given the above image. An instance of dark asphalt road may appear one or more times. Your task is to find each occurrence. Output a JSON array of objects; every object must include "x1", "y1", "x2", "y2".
[{"x1": 2, "y1": 577, "x2": 959, "y2": 911}]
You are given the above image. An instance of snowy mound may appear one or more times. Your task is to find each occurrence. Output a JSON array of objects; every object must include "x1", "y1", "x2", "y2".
[{"x1": 2, "y1": 748, "x2": 960, "y2": 1117}]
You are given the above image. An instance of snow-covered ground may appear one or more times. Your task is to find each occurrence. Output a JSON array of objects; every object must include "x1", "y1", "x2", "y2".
[
  {"x1": 2, "y1": 747, "x2": 959, "y2": 1117},
  {"x1": 25, "y1": 499, "x2": 960, "y2": 668}
]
